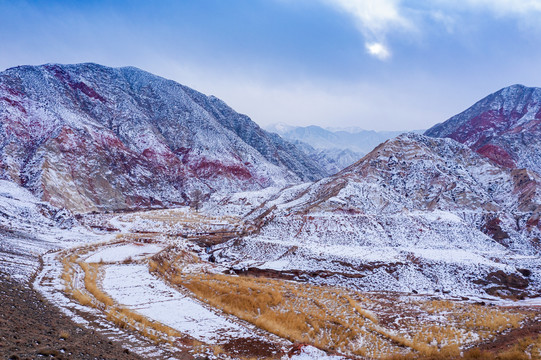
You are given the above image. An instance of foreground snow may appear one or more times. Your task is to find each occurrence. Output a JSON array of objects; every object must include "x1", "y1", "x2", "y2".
[
  {"x1": 102, "y1": 264, "x2": 260, "y2": 344},
  {"x1": 85, "y1": 243, "x2": 166, "y2": 263},
  {"x1": 285, "y1": 345, "x2": 346, "y2": 360}
]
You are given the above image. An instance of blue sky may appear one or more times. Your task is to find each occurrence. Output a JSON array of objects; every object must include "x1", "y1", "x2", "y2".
[{"x1": 1, "y1": 0, "x2": 541, "y2": 130}]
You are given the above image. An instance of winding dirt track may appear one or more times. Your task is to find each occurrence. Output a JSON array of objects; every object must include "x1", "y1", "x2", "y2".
[{"x1": 34, "y1": 250, "x2": 195, "y2": 360}]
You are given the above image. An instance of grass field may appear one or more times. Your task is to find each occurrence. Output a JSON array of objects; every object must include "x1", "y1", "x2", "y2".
[
  {"x1": 58, "y1": 243, "x2": 194, "y2": 349},
  {"x1": 152, "y1": 249, "x2": 536, "y2": 359}
]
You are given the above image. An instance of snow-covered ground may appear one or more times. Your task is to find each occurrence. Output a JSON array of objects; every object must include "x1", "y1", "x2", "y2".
[
  {"x1": 94, "y1": 245, "x2": 348, "y2": 359},
  {"x1": 80, "y1": 239, "x2": 284, "y2": 347},
  {"x1": 286, "y1": 345, "x2": 346, "y2": 360},
  {"x1": 25, "y1": 202, "x2": 540, "y2": 359},
  {"x1": 0, "y1": 180, "x2": 101, "y2": 280},
  {"x1": 211, "y1": 209, "x2": 541, "y2": 298},
  {"x1": 101, "y1": 264, "x2": 267, "y2": 344},
  {"x1": 34, "y1": 250, "x2": 183, "y2": 359},
  {"x1": 85, "y1": 243, "x2": 166, "y2": 263}
]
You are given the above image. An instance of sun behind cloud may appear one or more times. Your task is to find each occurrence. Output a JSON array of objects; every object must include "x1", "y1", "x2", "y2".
[
  {"x1": 365, "y1": 42, "x2": 391, "y2": 60},
  {"x1": 321, "y1": 0, "x2": 411, "y2": 60}
]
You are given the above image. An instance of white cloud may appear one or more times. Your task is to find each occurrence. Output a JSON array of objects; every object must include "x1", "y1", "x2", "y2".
[
  {"x1": 322, "y1": 0, "x2": 412, "y2": 60},
  {"x1": 430, "y1": 0, "x2": 541, "y2": 23},
  {"x1": 321, "y1": 0, "x2": 541, "y2": 60},
  {"x1": 365, "y1": 42, "x2": 391, "y2": 60},
  {"x1": 462, "y1": 0, "x2": 541, "y2": 15},
  {"x1": 430, "y1": 10, "x2": 456, "y2": 33},
  {"x1": 325, "y1": 0, "x2": 409, "y2": 35}
]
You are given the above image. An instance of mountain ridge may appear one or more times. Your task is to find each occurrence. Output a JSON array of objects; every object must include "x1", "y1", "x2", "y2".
[
  {"x1": 0, "y1": 63, "x2": 328, "y2": 213},
  {"x1": 266, "y1": 123, "x2": 413, "y2": 154},
  {"x1": 426, "y1": 84, "x2": 541, "y2": 175},
  {"x1": 211, "y1": 133, "x2": 541, "y2": 298}
]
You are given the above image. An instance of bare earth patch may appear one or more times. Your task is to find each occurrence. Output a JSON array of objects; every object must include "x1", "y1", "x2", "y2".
[{"x1": 0, "y1": 273, "x2": 142, "y2": 360}]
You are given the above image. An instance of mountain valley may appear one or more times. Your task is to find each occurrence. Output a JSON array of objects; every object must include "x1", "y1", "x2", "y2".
[{"x1": 0, "y1": 65, "x2": 540, "y2": 359}]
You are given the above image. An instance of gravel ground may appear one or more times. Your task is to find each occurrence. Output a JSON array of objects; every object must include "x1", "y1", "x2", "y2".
[{"x1": 0, "y1": 272, "x2": 143, "y2": 360}]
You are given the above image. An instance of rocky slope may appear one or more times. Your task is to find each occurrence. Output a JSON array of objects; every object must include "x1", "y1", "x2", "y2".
[
  {"x1": 0, "y1": 273, "x2": 144, "y2": 360},
  {"x1": 0, "y1": 180, "x2": 98, "y2": 280},
  {"x1": 0, "y1": 63, "x2": 327, "y2": 213},
  {"x1": 425, "y1": 84, "x2": 541, "y2": 175},
  {"x1": 211, "y1": 134, "x2": 541, "y2": 298}
]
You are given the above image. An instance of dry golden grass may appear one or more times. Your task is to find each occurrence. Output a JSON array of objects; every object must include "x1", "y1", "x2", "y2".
[
  {"x1": 118, "y1": 208, "x2": 239, "y2": 224},
  {"x1": 211, "y1": 344, "x2": 225, "y2": 356},
  {"x1": 113, "y1": 232, "x2": 156, "y2": 242},
  {"x1": 78, "y1": 261, "x2": 114, "y2": 308},
  {"x1": 116, "y1": 208, "x2": 232, "y2": 226},
  {"x1": 59, "y1": 330, "x2": 70, "y2": 340},
  {"x1": 151, "y1": 252, "x2": 531, "y2": 360},
  {"x1": 153, "y1": 255, "x2": 403, "y2": 358},
  {"x1": 423, "y1": 300, "x2": 525, "y2": 333},
  {"x1": 148, "y1": 259, "x2": 159, "y2": 273},
  {"x1": 61, "y1": 252, "x2": 116, "y2": 311},
  {"x1": 386, "y1": 339, "x2": 541, "y2": 360},
  {"x1": 60, "y1": 254, "x2": 76, "y2": 287},
  {"x1": 494, "y1": 335, "x2": 541, "y2": 360},
  {"x1": 71, "y1": 289, "x2": 93, "y2": 307}
]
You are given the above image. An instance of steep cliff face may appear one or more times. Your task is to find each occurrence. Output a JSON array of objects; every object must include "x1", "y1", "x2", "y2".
[
  {"x1": 426, "y1": 84, "x2": 541, "y2": 175},
  {"x1": 0, "y1": 63, "x2": 326, "y2": 212}
]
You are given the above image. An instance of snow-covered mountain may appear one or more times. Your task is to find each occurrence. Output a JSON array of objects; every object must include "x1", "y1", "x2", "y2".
[
  {"x1": 289, "y1": 140, "x2": 363, "y2": 175},
  {"x1": 0, "y1": 63, "x2": 327, "y2": 213},
  {"x1": 267, "y1": 124, "x2": 425, "y2": 173},
  {"x1": 426, "y1": 84, "x2": 541, "y2": 175},
  {"x1": 212, "y1": 134, "x2": 541, "y2": 298},
  {"x1": 267, "y1": 124, "x2": 416, "y2": 154}
]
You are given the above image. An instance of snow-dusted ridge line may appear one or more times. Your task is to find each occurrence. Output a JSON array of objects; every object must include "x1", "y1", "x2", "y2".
[
  {"x1": 211, "y1": 133, "x2": 541, "y2": 300},
  {"x1": 426, "y1": 84, "x2": 541, "y2": 175},
  {"x1": 0, "y1": 63, "x2": 328, "y2": 213}
]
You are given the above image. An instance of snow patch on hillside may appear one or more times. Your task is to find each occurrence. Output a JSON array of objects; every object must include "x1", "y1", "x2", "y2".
[{"x1": 0, "y1": 180, "x2": 100, "y2": 280}]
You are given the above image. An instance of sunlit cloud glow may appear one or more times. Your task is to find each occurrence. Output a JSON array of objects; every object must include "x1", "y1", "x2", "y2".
[
  {"x1": 322, "y1": 0, "x2": 412, "y2": 60},
  {"x1": 321, "y1": 0, "x2": 541, "y2": 60},
  {"x1": 365, "y1": 42, "x2": 391, "y2": 60}
]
